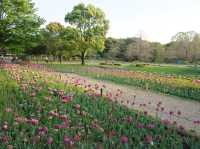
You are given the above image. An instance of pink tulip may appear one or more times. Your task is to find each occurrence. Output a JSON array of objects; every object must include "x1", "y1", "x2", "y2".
[
  {"x1": 47, "y1": 137, "x2": 53, "y2": 145},
  {"x1": 120, "y1": 135, "x2": 128, "y2": 144},
  {"x1": 145, "y1": 135, "x2": 153, "y2": 144}
]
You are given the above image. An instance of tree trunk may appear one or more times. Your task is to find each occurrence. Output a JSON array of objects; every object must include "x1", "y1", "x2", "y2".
[
  {"x1": 53, "y1": 56, "x2": 56, "y2": 62},
  {"x1": 59, "y1": 55, "x2": 62, "y2": 64},
  {"x1": 81, "y1": 51, "x2": 85, "y2": 65}
]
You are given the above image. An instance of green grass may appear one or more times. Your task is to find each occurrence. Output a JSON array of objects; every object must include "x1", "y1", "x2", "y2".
[
  {"x1": 123, "y1": 64, "x2": 200, "y2": 77},
  {"x1": 0, "y1": 69, "x2": 21, "y2": 116}
]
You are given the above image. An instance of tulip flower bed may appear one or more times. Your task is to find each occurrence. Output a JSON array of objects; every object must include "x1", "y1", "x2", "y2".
[
  {"x1": 0, "y1": 64, "x2": 200, "y2": 148},
  {"x1": 47, "y1": 64, "x2": 200, "y2": 101}
]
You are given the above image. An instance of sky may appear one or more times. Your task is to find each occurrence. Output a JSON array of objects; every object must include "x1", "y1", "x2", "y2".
[{"x1": 33, "y1": 0, "x2": 200, "y2": 43}]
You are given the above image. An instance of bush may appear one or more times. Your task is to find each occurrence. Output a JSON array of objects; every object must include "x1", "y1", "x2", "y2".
[
  {"x1": 99, "y1": 62, "x2": 121, "y2": 66},
  {"x1": 99, "y1": 62, "x2": 108, "y2": 65},
  {"x1": 135, "y1": 63, "x2": 146, "y2": 67},
  {"x1": 113, "y1": 63, "x2": 121, "y2": 66}
]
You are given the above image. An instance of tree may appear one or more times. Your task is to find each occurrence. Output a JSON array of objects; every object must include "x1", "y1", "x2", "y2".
[
  {"x1": 42, "y1": 22, "x2": 76, "y2": 63},
  {"x1": 171, "y1": 31, "x2": 198, "y2": 61},
  {"x1": 42, "y1": 22, "x2": 64, "y2": 63},
  {"x1": 171, "y1": 31, "x2": 197, "y2": 42},
  {"x1": 125, "y1": 38, "x2": 153, "y2": 62},
  {"x1": 0, "y1": 0, "x2": 44, "y2": 54},
  {"x1": 46, "y1": 22, "x2": 64, "y2": 34},
  {"x1": 190, "y1": 34, "x2": 200, "y2": 64},
  {"x1": 151, "y1": 42, "x2": 164, "y2": 63},
  {"x1": 65, "y1": 3, "x2": 109, "y2": 65},
  {"x1": 102, "y1": 37, "x2": 119, "y2": 59}
]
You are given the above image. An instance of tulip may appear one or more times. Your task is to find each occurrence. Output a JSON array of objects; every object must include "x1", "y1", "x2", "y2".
[
  {"x1": 63, "y1": 135, "x2": 74, "y2": 146},
  {"x1": 29, "y1": 118, "x2": 39, "y2": 125},
  {"x1": 74, "y1": 104, "x2": 81, "y2": 110},
  {"x1": 145, "y1": 135, "x2": 153, "y2": 145},
  {"x1": 2, "y1": 122, "x2": 8, "y2": 131},
  {"x1": 47, "y1": 137, "x2": 53, "y2": 145},
  {"x1": 120, "y1": 135, "x2": 128, "y2": 144},
  {"x1": 74, "y1": 133, "x2": 81, "y2": 141}
]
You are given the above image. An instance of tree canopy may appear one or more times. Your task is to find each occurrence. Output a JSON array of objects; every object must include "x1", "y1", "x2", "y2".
[
  {"x1": 65, "y1": 3, "x2": 109, "y2": 64},
  {"x1": 0, "y1": 0, "x2": 44, "y2": 54}
]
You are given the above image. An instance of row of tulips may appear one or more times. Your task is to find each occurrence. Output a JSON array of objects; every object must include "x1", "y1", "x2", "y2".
[
  {"x1": 0, "y1": 64, "x2": 200, "y2": 148},
  {"x1": 57, "y1": 66, "x2": 200, "y2": 101}
]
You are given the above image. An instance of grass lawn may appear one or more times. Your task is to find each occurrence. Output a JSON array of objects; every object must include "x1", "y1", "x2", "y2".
[{"x1": 123, "y1": 64, "x2": 200, "y2": 77}]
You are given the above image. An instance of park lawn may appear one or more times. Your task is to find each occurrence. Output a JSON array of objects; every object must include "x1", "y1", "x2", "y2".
[
  {"x1": 123, "y1": 64, "x2": 200, "y2": 77},
  {"x1": 0, "y1": 65, "x2": 200, "y2": 148}
]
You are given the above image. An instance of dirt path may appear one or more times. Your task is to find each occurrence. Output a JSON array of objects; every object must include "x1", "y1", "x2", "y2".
[{"x1": 52, "y1": 71, "x2": 200, "y2": 136}]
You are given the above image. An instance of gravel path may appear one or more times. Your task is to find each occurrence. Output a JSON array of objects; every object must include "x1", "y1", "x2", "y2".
[{"x1": 53, "y1": 71, "x2": 200, "y2": 136}]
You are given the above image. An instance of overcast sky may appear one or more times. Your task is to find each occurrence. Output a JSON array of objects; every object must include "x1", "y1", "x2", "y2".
[{"x1": 33, "y1": 0, "x2": 200, "y2": 43}]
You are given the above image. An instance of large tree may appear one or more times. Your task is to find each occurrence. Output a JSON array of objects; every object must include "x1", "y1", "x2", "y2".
[
  {"x1": 65, "y1": 3, "x2": 109, "y2": 65},
  {"x1": 0, "y1": 0, "x2": 44, "y2": 54}
]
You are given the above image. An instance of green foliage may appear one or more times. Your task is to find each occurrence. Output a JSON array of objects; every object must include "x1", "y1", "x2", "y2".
[
  {"x1": 46, "y1": 22, "x2": 64, "y2": 33},
  {"x1": 0, "y1": 0, "x2": 44, "y2": 54},
  {"x1": 65, "y1": 3, "x2": 109, "y2": 64},
  {"x1": 38, "y1": 23, "x2": 76, "y2": 63}
]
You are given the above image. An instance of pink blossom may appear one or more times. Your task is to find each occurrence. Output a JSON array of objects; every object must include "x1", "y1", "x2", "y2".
[
  {"x1": 145, "y1": 135, "x2": 153, "y2": 144},
  {"x1": 2, "y1": 122, "x2": 8, "y2": 131},
  {"x1": 193, "y1": 120, "x2": 200, "y2": 124},
  {"x1": 49, "y1": 111, "x2": 59, "y2": 117},
  {"x1": 62, "y1": 95, "x2": 73, "y2": 103},
  {"x1": 38, "y1": 126, "x2": 48, "y2": 136},
  {"x1": 74, "y1": 133, "x2": 81, "y2": 141},
  {"x1": 30, "y1": 92, "x2": 36, "y2": 97},
  {"x1": 137, "y1": 123, "x2": 144, "y2": 129},
  {"x1": 47, "y1": 137, "x2": 53, "y2": 145},
  {"x1": 161, "y1": 119, "x2": 171, "y2": 125},
  {"x1": 120, "y1": 135, "x2": 128, "y2": 144},
  {"x1": 74, "y1": 104, "x2": 81, "y2": 110},
  {"x1": 28, "y1": 118, "x2": 39, "y2": 125},
  {"x1": 54, "y1": 124, "x2": 62, "y2": 130},
  {"x1": 126, "y1": 116, "x2": 133, "y2": 124},
  {"x1": 59, "y1": 115, "x2": 68, "y2": 121},
  {"x1": 63, "y1": 135, "x2": 74, "y2": 146},
  {"x1": 147, "y1": 123, "x2": 155, "y2": 129},
  {"x1": 1, "y1": 135, "x2": 9, "y2": 143},
  {"x1": 109, "y1": 130, "x2": 117, "y2": 138}
]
